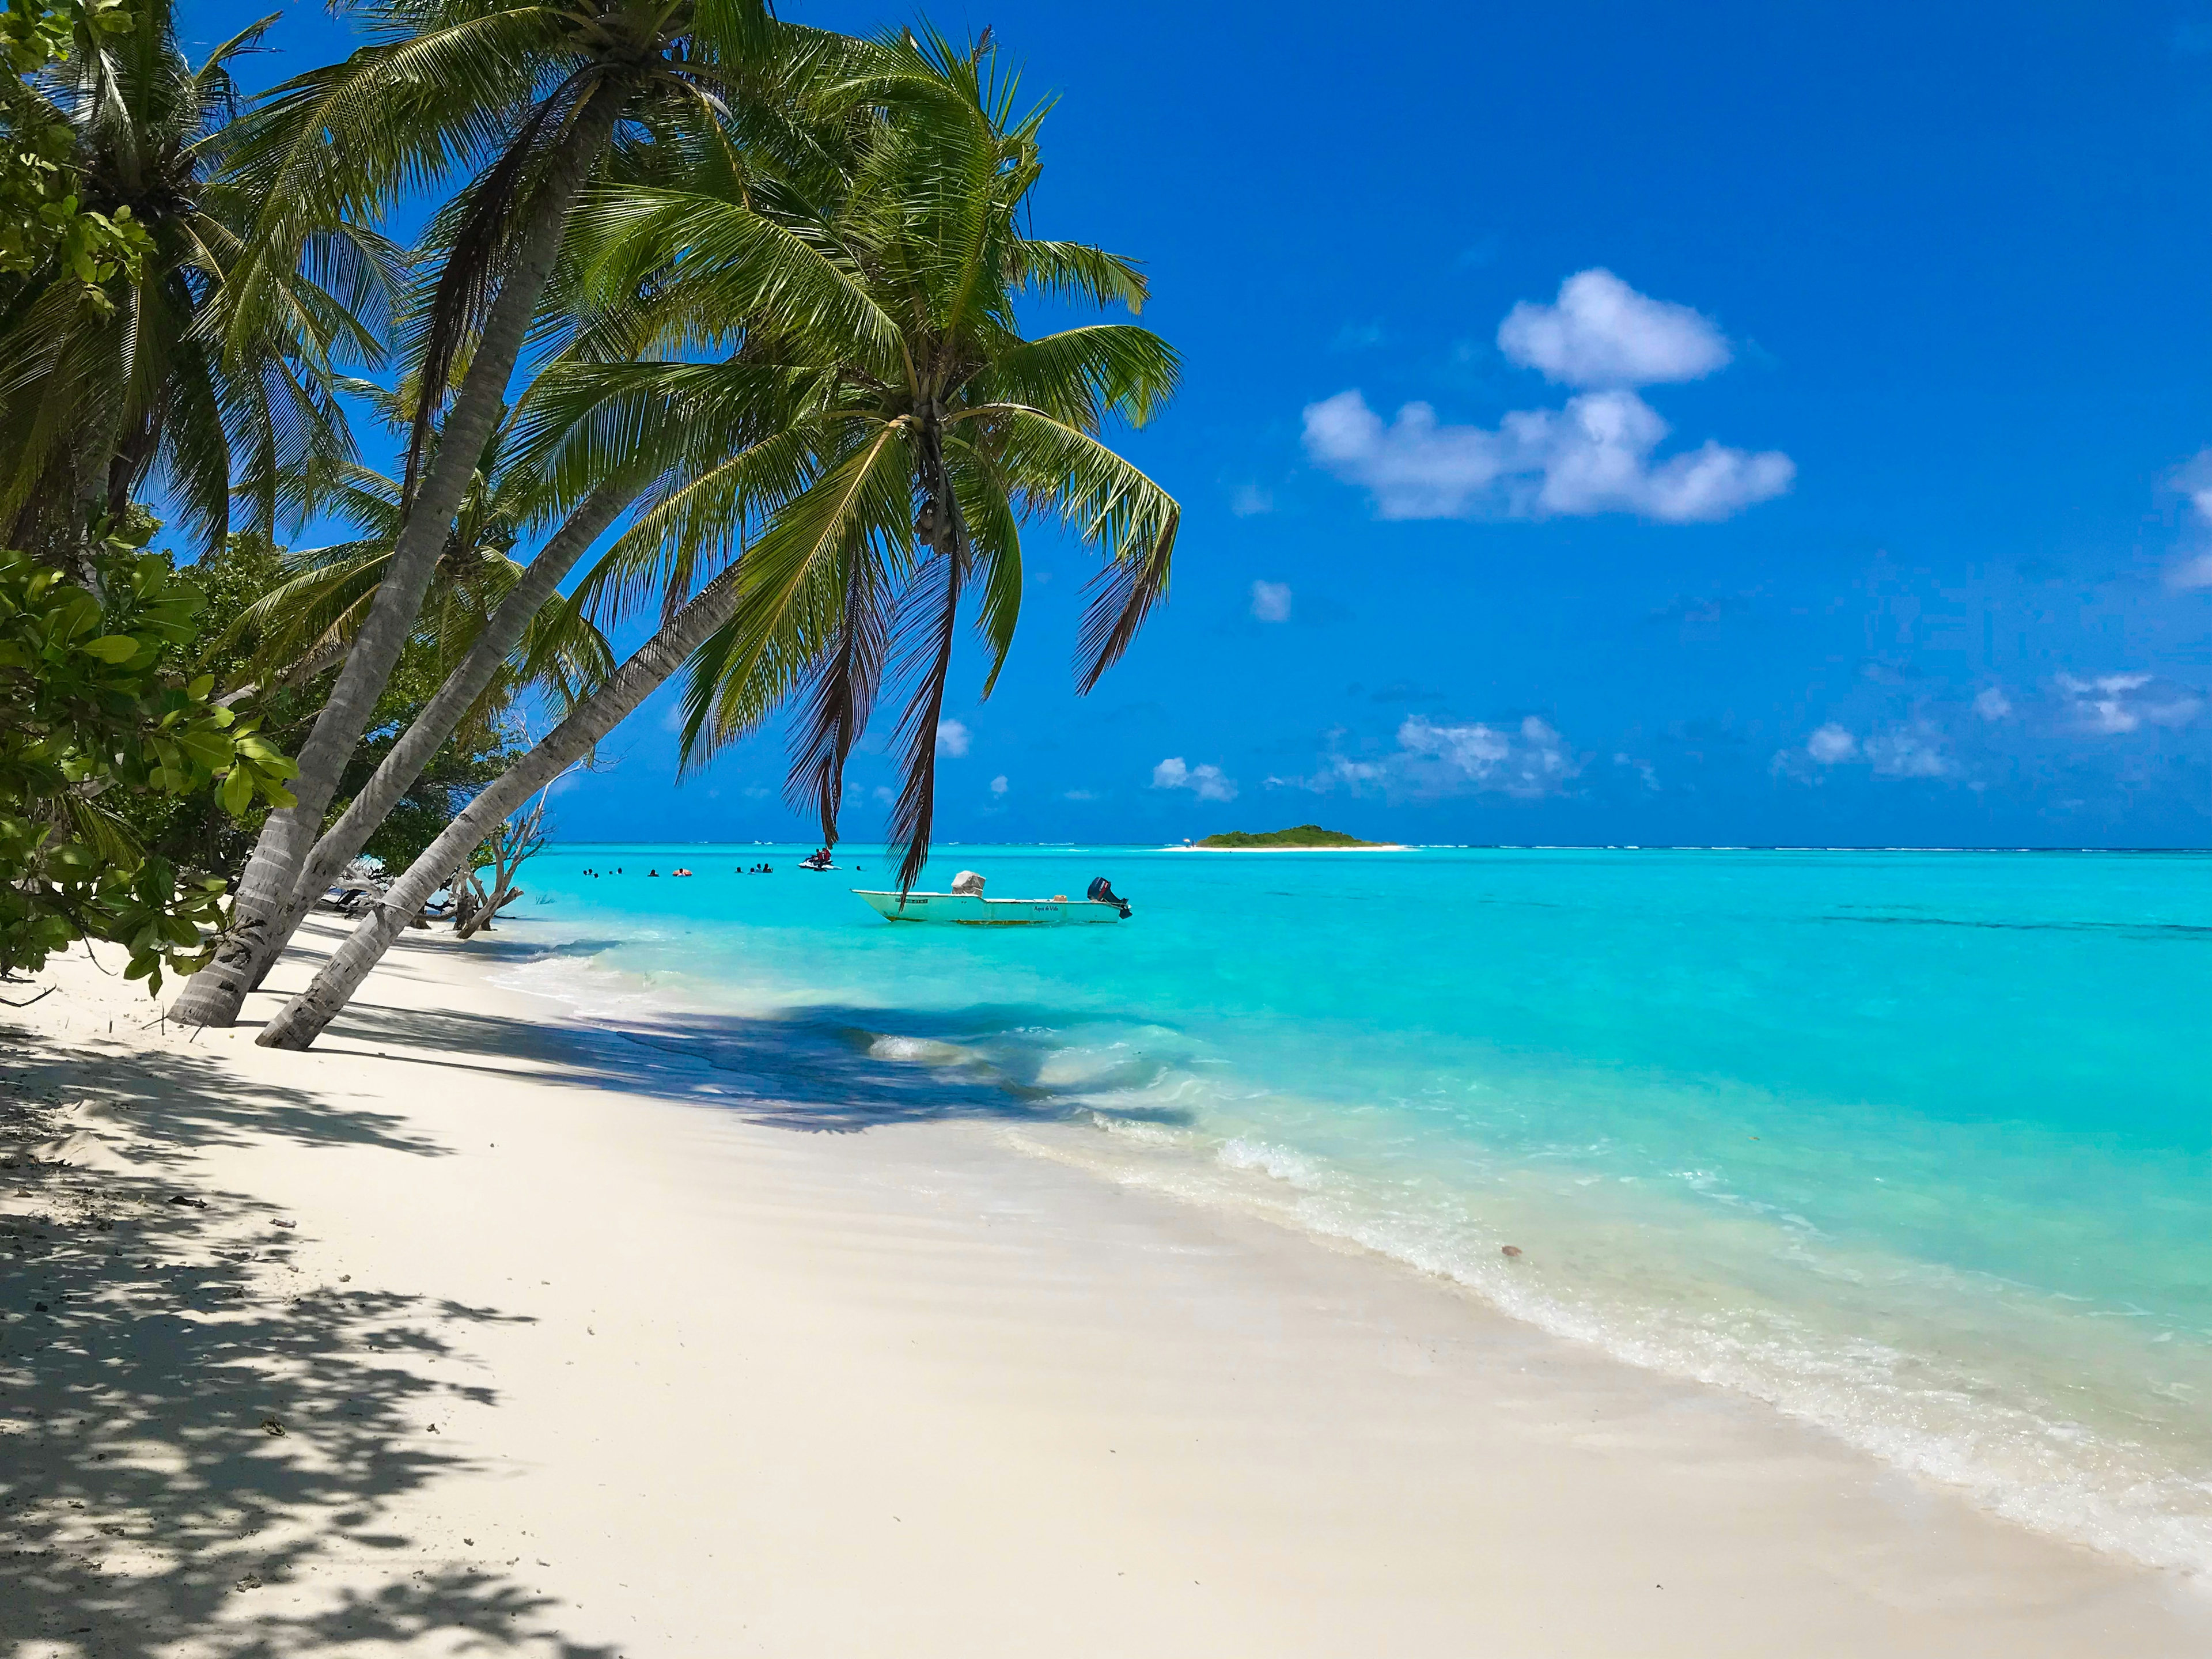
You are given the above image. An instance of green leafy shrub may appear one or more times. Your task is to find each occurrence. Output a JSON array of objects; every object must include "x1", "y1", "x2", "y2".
[
  {"x1": 0, "y1": 0, "x2": 151, "y2": 302},
  {"x1": 0, "y1": 537, "x2": 297, "y2": 989}
]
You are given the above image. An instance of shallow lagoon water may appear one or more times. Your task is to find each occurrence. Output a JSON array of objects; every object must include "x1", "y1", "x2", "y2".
[{"x1": 493, "y1": 843, "x2": 2212, "y2": 1573}]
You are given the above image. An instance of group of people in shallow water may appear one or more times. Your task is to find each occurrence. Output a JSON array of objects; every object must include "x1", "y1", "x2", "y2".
[{"x1": 579, "y1": 854, "x2": 908, "y2": 881}]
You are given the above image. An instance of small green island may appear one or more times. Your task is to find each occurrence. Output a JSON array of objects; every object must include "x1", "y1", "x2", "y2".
[{"x1": 1194, "y1": 824, "x2": 1392, "y2": 849}]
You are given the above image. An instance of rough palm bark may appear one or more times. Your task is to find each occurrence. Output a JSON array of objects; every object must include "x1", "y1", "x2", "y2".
[
  {"x1": 257, "y1": 567, "x2": 744, "y2": 1049},
  {"x1": 234, "y1": 482, "x2": 632, "y2": 993},
  {"x1": 169, "y1": 98, "x2": 620, "y2": 1028}
]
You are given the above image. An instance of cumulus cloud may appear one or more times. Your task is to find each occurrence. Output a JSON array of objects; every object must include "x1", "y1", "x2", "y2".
[
  {"x1": 1399, "y1": 715, "x2": 1577, "y2": 797},
  {"x1": 989, "y1": 774, "x2": 1009, "y2": 796},
  {"x1": 1249, "y1": 579, "x2": 1293, "y2": 622},
  {"x1": 1785, "y1": 721, "x2": 1950, "y2": 780},
  {"x1": 1271, "y1": 715, "x2": 1580, "y2": 801},
  {"x1": 1863, "y1": 725, "x2": 1951, "y2": 778},
  {"x1": 935, "y1": 718, "x2": 971, "y2": 757},
  {"x1": 1303, "y1": 388, "x2": 1792, "y2": 523},
  {"x1": 1806, "y1": 723, "x2": 1857, "y2": 764},
  {"x1": 2175, "y1": 448, "x2": 2212, "y2": 521},
  {"x1": 1613, "y1": 752, "x2": 1660, "y2": 791},
  {"x1": 1152, "y1": 756, "x2": 1237, "y2": 802},
  {"x1": 2055, "y1": 672, "x2": 2203, "y2": 734},
  {"x1": 1305, "y1": 269, "x2": 1787, "y2": 525},
  {"x1": 2165, "y1": 452, "x2": 2212, "y2": 586},
  {"x1": 1972, "y1": 686, "x2": 2013, "y2": 721},
  {"x1": 1495, "y1": 269, "x2": 1731, "y2": 388}
]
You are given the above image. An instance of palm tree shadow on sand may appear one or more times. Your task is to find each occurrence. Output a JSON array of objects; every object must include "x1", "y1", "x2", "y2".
[
  {"x1": 309, "y1": 986, "x2": 1201, "y2": 1136},
  {"x1": 0, "y1": 1036, "x2": 615, "y2": 1658}
]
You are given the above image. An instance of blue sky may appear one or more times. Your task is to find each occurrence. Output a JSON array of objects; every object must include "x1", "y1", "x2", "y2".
[{"x1": 210, "y1": 2, "x2": 2212, "y2": 848}]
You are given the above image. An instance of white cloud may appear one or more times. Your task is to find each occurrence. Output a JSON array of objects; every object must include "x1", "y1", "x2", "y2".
[
  {"x1": 989, "y1": 774, "x2": 1008, "y2": 796},
  {"x1": 1274, "y1": 715, "x2": 1579, "y2": 801},
  {"x1": 2055, "y1": 672, "x2": 2203, "y2": 735},
  {"x1": 1303, "y1": 387, "x2": 1792, "y2": 523},
  {"x1": 1863, "y1": 725, "x2": 1951, "y2": 779},
  {"x1": 2175, "y1": 449, "x2": 2212, "y2": 522},
  {"x1": 1613, "y1": 752, "x2": 1660, "y2": 791},
  {"x1": 2172, "y1": 551, "x2": 2212, "y2": 589},
  {"x1": 2158, "y1": 451, "x2": 2212, "y2": 588},
  {"x1": 1152, "y1": 756, "x2": 1237, "y2": 802},
  {"x1": 1786, "y1": 721, "x2": 1950, "y2": 781},
  {"x1": 1972, "y1": 686, "x2": 2013, "y2": 721},
  {"x1": 1307, "y1": 270, "x2": 1785, "y2": 525},
  {"x1": 1496, "y1": 269, "x2": 1732, "y2": 388},
  {"x1": 1249, "y1": 579, "x2": 1293, "y2": 622},
  {"x1": 2165, "y1": 453, "x2": 2212, "y2": 586},
  {"x1": 935, "y1": 718, "x2": 971, "y2": 757},
  {"x1": 1230, "y1": 483, "x2": 1274, "y2": 517},
  {"x1": 872, "y1": 785, "x2": 895, "y2": 805},
  {"x1": 1062, "y1": 788, "x2": 1101, "y2": 801},
  {"x1": 1805, "y1": 723, "x2": 1857, "y2": 764}
]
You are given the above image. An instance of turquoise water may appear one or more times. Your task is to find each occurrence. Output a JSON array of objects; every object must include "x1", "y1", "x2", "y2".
[{"x1": 494, "y1": 844, "x2": 2212, "y2": 1571}]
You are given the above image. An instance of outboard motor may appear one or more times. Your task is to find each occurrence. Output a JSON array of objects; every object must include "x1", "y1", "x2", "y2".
[{"x1": 1086, "y1": 876, "x2": 1132, "y2": 918}]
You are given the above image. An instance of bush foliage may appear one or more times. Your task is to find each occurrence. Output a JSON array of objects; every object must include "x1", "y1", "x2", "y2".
[{"x1": 0, "y1": 535, "x2": 297, "y2": 988}]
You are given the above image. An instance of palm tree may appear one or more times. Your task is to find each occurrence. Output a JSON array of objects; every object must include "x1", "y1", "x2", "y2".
[
  {"x1": 0, "y1": 1, "x2": 389, "y2": 580},
  {"x1": 254, "y1": 26, "x2": 1183, "y2": 1050},
  {"x1": 169, "y1": 0, "x2": 787, "y2": 1027},
  {"x1": 213, "y1": 382, "x2": 633, "y2": 990},
  {"x1": 246, "y1": 481, "x2": 631, "y2": 986}
]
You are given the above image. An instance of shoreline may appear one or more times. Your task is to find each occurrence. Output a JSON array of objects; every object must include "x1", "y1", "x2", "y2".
[{"x1": 3, "y1": 918, "x2": 2206, "y2": 1653}]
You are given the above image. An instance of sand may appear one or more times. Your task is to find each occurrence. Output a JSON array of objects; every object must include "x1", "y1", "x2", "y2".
[{"x1": 2, "y1": 916, "x2": 2207, "y2": 1657}]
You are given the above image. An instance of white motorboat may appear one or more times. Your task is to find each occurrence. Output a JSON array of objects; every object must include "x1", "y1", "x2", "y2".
[
  {"x1": 853, "y1": 890, "x2": 1129, "y2": 925},
  {"x1": 854, "y1": 871, "x2": 1131, "y2": 926}
]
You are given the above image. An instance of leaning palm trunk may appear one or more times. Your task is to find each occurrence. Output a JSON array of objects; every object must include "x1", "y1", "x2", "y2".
[
  {"x1": 171, "y1": 101, "x2": 620, "y2": 1028},
  {"x1": 257, "y1": 567, "x2": 742, "y2": 1050},
  {"x1": 233, "y1": 483, "x2": 630, "y2": 994}
]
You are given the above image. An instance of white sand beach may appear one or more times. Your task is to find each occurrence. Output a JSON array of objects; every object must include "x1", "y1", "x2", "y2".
[{"x1": 3, "y1": 918, "x2": 2207, "y2": 1657}]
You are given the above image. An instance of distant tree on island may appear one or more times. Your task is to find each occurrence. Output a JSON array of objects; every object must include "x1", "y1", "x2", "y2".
[{"x1": 1196, "y1": 824, "x2": 1385, "y2": 848}]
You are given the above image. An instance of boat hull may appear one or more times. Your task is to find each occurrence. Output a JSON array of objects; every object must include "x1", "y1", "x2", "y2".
[{"x1": 853, "y1": 890, "x2": 1127, "y2": 926}]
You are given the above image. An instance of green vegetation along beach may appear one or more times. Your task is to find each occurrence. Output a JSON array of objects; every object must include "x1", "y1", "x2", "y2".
[{"x1": 1194, "y1": 824, "x2": 1396, "y2": 848}]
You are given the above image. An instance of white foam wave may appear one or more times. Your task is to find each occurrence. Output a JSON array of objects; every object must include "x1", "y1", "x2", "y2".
[
  {"x1": 1000, "y1": 1113, "x2": 2212, "y2": 1583},
  {"x1": 1217, "y1": 1137, "x2": 1327, "y2": 1188},
  {"x1": 866, "y1": 1034, "x2": 976, "y2": 1066}
]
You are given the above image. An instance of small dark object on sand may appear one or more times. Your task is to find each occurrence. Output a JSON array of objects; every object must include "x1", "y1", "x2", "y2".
[
  {"x1": 1501, "y1": 1245, "x2": 1523, "y2": 1258},
  {"x1": 261, "y1": 1416, "x2": 285, "y2": 1436}
]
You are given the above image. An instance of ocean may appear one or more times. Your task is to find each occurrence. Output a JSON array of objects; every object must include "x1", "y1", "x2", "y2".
[{"x1": 489, "y1": 843, "x2": 2212, "y2": 1573}]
